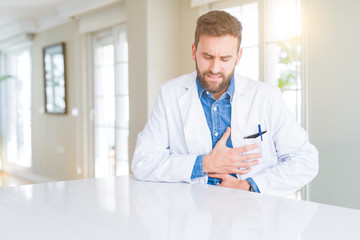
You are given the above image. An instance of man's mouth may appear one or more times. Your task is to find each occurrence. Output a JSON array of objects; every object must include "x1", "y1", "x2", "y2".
[{"x1": 207, "y1": 74, "x2": 222, "y2": 80}]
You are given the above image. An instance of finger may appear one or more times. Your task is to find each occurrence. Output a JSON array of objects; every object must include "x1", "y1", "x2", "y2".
[
  {"x1": 240, "y1": 153, "x2": 262, "y2": 161},
  {"x1": 233, "y1": 168, "x2": 252, "y2": 175},
  {"x1": 236, "y1": 160, "x2": 259, "y2": 169},
  {"x1": 227, "y1": 151, "x2": 261, "y2": 162},
  {"x1": 233, "y1": 143, "x2": 259, "y2": 154},
  {"x1": 217, "y1": 127, "x2": 231, "y2": 146}
]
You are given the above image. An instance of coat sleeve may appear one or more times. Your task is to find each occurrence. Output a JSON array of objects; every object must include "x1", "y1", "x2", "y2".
[
  {"x1": 251, "y1": 87, "x2": 319, "y2": 196},
  {"x1": 131, "y1": 85, "x2": 206, "y2": 183}
]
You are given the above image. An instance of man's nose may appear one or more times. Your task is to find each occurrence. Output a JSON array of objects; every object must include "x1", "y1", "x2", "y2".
[{"x1": 209, "y1": 59, "x2": 221, "y2": 73}]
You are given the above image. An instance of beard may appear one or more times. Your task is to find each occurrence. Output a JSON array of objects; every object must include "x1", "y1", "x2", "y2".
[{"x1": 195, "y1": 58, "x2": 236, "y2": 95}]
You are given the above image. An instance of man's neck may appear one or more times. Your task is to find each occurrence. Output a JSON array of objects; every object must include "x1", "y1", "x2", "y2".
[{"x1": 213, "y1": 90, "x2": 226, "y2": 100}]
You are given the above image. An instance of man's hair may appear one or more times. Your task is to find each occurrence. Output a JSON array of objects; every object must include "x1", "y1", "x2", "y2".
[{"x1": 194, "y1": 10, "x2": 242, "y2": 50}]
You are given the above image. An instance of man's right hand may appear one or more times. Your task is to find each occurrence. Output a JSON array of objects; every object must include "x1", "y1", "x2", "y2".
[{"x1": 203, "y1": 127, "x2": 260, "y2": 175}]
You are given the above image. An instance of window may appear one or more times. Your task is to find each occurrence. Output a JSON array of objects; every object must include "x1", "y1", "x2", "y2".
[
  {"x1": 211, "y1": 0, "x2": 304, "y2": 199},
  {"x1": 266, "y1": 0, "x2": 302, "y2": 123},
  {"x1": 211, "y1": 0, "x2": 303, "y2": 123},
  {"x1": 90, "y1": 25, "x2": 129, "y2": 178},
  {"x1": 0, "y1": 48, "x2": 32, "y2": 169}
]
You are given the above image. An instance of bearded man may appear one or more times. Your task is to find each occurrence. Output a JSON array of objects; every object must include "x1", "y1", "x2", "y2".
[{"x1": 131, "y1": 10, "x2": 318, "y2": 196}]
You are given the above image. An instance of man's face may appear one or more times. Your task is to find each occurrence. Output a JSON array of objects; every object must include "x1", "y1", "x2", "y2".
[{"x1": 192, "y1": 34, "x2": 242, "y2": 98}]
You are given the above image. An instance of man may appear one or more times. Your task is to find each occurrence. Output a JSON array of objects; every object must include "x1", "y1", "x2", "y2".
[{"x1": 132, "y1": 10, "x2": 318, "y2": 196}]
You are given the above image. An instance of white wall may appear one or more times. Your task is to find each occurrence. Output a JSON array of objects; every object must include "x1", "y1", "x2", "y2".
[
  {"x1": 307, "y1": 0, "x2": 360, "y2": 209},
  {"x1": 127, "y1": 0, "x2": 149, "y2": 167},
  {"x1": 31, "y1": 21, "x2": 83, "y2": 180},
  {"x1": 147, "y1": 0, "x2": 181, "y2": 112},
  {"x1": 128, "y1": 0, "x2": 190, "y2": 164},
  {"x1": 179, "y1": 0, "x2": 199, "y2": 74}
]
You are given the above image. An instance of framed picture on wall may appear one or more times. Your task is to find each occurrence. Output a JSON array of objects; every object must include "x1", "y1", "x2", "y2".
[{"x1": 43, "y1": 42, "x2": 67, "y2": 114}]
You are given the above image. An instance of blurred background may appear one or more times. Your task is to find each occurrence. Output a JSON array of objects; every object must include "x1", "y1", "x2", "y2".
[{"x1": 0, "y1": 0, "x2": 359, "y2": 210}]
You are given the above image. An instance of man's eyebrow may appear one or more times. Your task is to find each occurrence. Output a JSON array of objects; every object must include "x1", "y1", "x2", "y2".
[
  {"x1": 201, "y1": 52, "x2": 232, "y2": 58},
  {"x1": 201, "y1": 52, "x2": 213, "y2": 57}
]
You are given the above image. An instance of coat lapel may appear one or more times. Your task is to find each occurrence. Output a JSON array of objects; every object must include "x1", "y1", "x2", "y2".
[
  {"x1": 177, "y1": 74, "x2": 212, "y2": 155},
  {"x1": 231, "y1": 73, "x2": 255, "y2": 147}
]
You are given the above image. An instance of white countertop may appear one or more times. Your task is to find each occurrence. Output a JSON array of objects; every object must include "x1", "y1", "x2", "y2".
[{"x1": 0, "y1": 175, "x2": 359, "y2": 239}]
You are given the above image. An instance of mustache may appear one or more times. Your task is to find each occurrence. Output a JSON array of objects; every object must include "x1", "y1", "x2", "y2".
[{"x1": 203, "y1": 71, "x2": 225, "y2": 78}]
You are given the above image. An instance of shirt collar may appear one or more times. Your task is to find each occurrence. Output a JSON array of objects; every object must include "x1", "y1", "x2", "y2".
[{"x1": 196, "y1": 75, "x2": 235, "y2": 102}]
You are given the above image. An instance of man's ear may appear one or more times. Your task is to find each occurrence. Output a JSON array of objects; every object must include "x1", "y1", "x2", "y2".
[
  {"x1": 192, "y1": 43, "x2": 196, "y2": 61},
  {"x1": 236, "y1": 48, "x2": 243, "y2": 65}
]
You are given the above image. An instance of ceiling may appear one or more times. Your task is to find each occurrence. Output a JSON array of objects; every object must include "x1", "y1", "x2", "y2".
[
  {"x1": 0, "y1": 0, "x2": 122, "y2": 40},
  {"x1": 0, "y1": 0, "x2": 65, "y2": 26}
]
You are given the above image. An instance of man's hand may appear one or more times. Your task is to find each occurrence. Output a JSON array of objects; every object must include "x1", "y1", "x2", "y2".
[
  {"x1": 203, "y1": 127, "x2": 260, "y2": 175},
  {"x1": 207, "y1": 173, "x2": 251, "y2": 191}
]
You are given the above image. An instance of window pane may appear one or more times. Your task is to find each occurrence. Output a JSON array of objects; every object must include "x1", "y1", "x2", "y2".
[
  {"x1": 116, "y1": 96, "x2": 129, "y2": 128},
  {"x1": 267, "y1": 41, "x2": 301, "y2": 89},
  {"x1": 116, "y1": 30, "x2": 128, "y2": 62},
  {"x1": 95, "y1": 36, "x2": 114, "y2": 66},
  {"x1": 236, "y1": 47, "x2": 259, "y2": 80},
  {"x1": 240, "y1": 3, "x2": 259, "y2": 47},
  {"x1": 95, "y1": 96, "x2": 115, "y2": 127},
  {"x1": 116, "y1": 128, "x2": 129, "y2": 175},
  {"x1": 95, "y1": 127, "x2": 115, "y2": 178},
  {"x1": 115, "y1": 63, "x2": 128, "y2": 95},
  {"x1": 267, "y1": 0, "x2": 301, "y2": 42},
  {"x1": 94, "y1": 65, "x2": 115, "y2": 96},
  {"x1": 282, "y1": 90, "x2": 301, "y2": 123}
]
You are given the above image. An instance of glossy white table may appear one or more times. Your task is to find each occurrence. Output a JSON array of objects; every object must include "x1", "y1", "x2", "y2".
[{"x1": 0, "y1": 175, "x2": 359, "y2": 239}]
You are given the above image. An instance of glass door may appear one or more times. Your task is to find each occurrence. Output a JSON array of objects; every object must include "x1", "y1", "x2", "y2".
[{"x1": 91, "y1": 25, "x2": 129, "y2": 178}]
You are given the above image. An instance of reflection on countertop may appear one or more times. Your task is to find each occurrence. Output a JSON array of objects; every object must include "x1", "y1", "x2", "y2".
[
  {"x1": 0, "y1": 171, "x2": 33, "y2": 188},
  {"x1": 0, "y1": 175, "x2": 359, "y2": 240}
]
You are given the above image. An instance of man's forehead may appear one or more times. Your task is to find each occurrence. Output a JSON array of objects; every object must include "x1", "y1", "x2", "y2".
[{"x1": 197, "y1": 35, "x2": 238, "y2": 55}]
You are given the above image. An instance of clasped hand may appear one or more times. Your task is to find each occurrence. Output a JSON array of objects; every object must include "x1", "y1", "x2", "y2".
[
  {"x1": 203, "y1": 127, "x2": 260, "y2": 174},
  {"x1": 203, "y1": 127, "x2": 260, "y2": 190}
]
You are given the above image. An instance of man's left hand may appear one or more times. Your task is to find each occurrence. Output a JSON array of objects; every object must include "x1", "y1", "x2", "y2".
[{"x1": 207, "y1": 173, "x2": 251, "y2": 191}]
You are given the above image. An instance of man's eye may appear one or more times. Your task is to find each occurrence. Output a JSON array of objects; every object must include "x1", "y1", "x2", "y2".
[
  {"x1": 221, "y1": 58, "x2": 230, "y2": 62},
  {"x1": 204, "y1": 56, "x2": 212, "y2": 60}
]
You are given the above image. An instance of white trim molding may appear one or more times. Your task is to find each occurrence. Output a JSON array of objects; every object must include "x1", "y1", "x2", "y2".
[
  {"x1": 56, "y1": 0, "x2": 125, "y2": 19},
  {"x1": 0, "y1": 33, "x2": 34, "y2": 53},
  {"x1": 0, "y1": 0, "x2": 125, "y2": 41},
  {"x1": 0, "y1": 20, "x2": 36, "y2": 42},
  {"x1": 191, "y1": 0, "x2": 221, "y2": 8},
  {"x1": 78, "y1": 4, "x2": 126, "y2": 34}
]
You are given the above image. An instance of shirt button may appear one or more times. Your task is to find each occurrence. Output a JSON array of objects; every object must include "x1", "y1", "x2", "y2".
[
  {"x1": 206, "y1": 91, "x2": 209, "y2": 95},
  {"x1": 213, "y1": 107, "x2": 217, "y2": 111},
  {"x1": 214, "y1": 132, "x2": 218, "y2": 137}
]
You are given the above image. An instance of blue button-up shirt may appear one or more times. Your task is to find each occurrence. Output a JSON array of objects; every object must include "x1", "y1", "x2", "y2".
[{"x1": 190, "y1": 75, "x2": 259, "y2": 192}]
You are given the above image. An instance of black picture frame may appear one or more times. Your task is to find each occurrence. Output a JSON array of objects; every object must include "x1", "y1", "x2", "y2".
[{"x1": 43, "y1": 42, "x2": 67, "y2": 114}]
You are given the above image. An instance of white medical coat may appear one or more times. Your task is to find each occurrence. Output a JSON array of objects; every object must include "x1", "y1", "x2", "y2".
[{"x1": 132, "y1": 71, "x2": 319, "y2": 196}]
